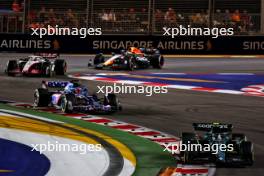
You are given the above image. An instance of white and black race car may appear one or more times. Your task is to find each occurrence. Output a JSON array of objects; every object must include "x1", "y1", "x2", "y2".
[{"x1": 5, "y1": 53, "x2": 67, "y2": 77}]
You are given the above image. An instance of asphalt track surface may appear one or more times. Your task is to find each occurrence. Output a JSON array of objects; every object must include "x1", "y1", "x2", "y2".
[{"x1": 0, "y1": 54, "x2": 264, "y2": 176}]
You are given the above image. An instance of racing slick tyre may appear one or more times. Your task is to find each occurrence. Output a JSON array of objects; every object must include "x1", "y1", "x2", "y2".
[
  {"x1": 54, "y1": 59, "x2": 67, "y2": 75},
  {"x1": 6, "y1": 60, "x2": 18, "y2": 76},
  {"x1": 183, "y1": 151, "x2": 193, "y2": 164},
  {"x1": 181, "y1": 132, "x2": 196, "y2": 143},
  {"x1": 151, "y1": 55, "x2": 164, "y2": 69},
  {"x1": 34, "y1": 88, "x2": 50, "y2": 107},
  {"x1": 104, "y1": 94, "x2": 122, "y2": 112},
  {"x1": 241, "y1": 141, "x2": 254, "y2": 166},
  {"x1": 126, "y1": 57, "x2": 136, "y2": 71},
  {"x1": 93, "y1": 54, "x2": 105, "y2": 67},
  {"x1": 61, "y1": 94, "x2": 75, "y2": 113},
  {"x1": 44, "y1": 65, "x2": 54, "y2": 77},
  {"x1": 181, "y1": 132, "x2": 196, "y2": 163}
]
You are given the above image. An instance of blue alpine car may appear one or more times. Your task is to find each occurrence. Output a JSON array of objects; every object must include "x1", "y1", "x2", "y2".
[{"x1": 33, "y1": 80, "x2": 122, "y2": 114}]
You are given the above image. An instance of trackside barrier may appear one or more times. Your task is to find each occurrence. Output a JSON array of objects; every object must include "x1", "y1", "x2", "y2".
[{"x1": 0, "y1": 34, "x2": 264, "y2": 54}]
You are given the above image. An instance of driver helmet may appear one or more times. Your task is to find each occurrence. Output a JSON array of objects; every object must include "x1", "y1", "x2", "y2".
[
  {"x1": 64, "y1": 83, "x2": 77, "y2": 93},
  {"x1": 64, "y1": 82, "x2": 88, "y2": 96}
]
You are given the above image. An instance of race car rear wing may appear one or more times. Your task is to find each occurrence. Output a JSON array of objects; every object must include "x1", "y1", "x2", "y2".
[
  {"x1": 35, "y1": 53, "x2": 59, "y2": 59},
  {"x1": 42, "y1": 81, "x2": 69, "y2": 89},
  {"x1": 193, "y1": 123, "x2": 233, "y2": 132}
]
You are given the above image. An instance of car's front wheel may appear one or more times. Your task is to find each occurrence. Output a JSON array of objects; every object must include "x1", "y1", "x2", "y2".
[
  {"x1": 241, "y1": 141, "x2": 254, "y2": 166},
  {"x1": 127, "y1": 57, "x2": 136, "y2": 71},
  {"x1": 44, "y1": 65, "x2": 54, "y2": 77},
  {"x1": 61, "y1": 94, "x2": 75, "y2": 113},
  {"x1": 104, "y1": 94, "x2": 122, "y2": 112},
  {"x1": 183, "y1": 151, "x2": 192, "y2": 164}
]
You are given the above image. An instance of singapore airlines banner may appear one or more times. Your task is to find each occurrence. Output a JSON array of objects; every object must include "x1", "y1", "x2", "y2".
[{"x1": 0, "y1": 34, "x2": 264, "y2": 54}]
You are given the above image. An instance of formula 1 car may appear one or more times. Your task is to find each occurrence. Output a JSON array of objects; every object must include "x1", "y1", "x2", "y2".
[
  {"x1": 90, "y1": 47, "x2": 164, "y2": 70},
  {"x1": 181, "y1": 123, "x2": 254, "y2": 166},
  {"x1": 5, "y1": 53, "x2": 67, "y2": 77},
  {"x1": 33, "y1": 80, "x2": 121, "y2": 114}
]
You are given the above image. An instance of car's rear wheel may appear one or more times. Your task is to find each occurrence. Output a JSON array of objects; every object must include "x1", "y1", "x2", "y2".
[
  {"x1": 54, "y1": 59, "x2": 67, "y2": 75},
  {"x1": 93, "y1": 54, "x2": 105, "y2": 67},
  {"x1": 34, "y1": 88, "x2": 50, "y2": 107},
  {"x1": 6, "y1": 60, "x2": 18, "y2": 76},
  {"x1": 151, "y1": 55, "x2": 164, "y2": 69}
]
